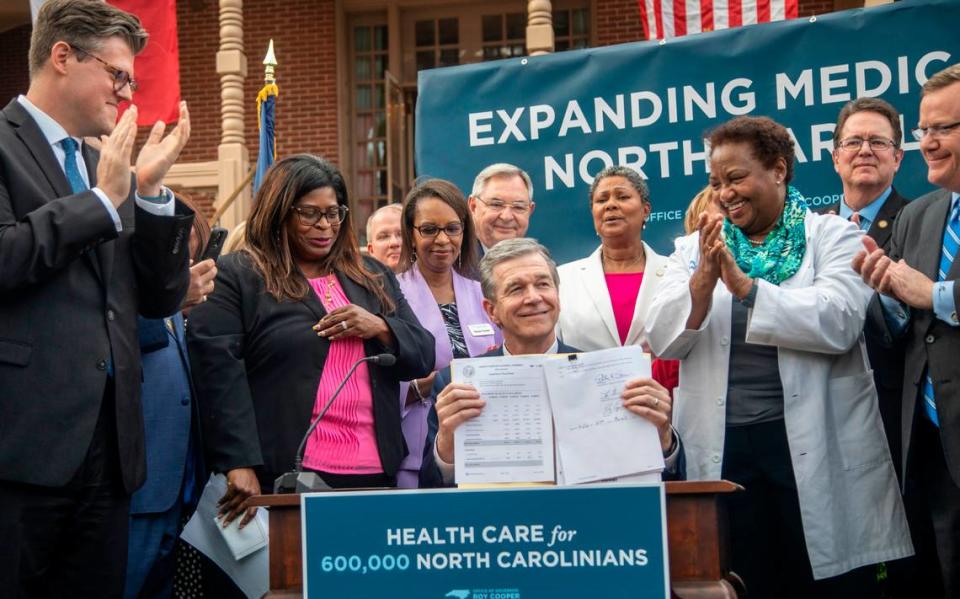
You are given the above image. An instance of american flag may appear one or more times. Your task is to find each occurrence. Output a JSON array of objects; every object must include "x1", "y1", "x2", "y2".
[{"x1": 639, "y1": 0, "x2": 799, "y2": 40}]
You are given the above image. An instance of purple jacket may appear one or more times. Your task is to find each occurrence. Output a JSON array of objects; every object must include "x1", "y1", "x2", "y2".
[{"x1": 394, "y1": 266, "x2": 501, "y2": 487}]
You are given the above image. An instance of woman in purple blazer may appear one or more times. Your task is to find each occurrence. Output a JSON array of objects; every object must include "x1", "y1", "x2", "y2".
[{"x1": 395, "y1": 179, "x2": 501, "y2": 487}]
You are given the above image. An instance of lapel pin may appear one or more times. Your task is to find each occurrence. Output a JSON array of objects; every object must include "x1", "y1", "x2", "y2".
[
  {"x1": 878, "y1": 220, "x2": 889, "y2": 229},
  {"x1": 656, "y1": 266, "x2": 665, "y2": 277}
]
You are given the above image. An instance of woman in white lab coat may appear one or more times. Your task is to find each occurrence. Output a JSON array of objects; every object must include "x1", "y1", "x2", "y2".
[{"x1": 644, "y1": 116, "x2": 911, "y2": 597}]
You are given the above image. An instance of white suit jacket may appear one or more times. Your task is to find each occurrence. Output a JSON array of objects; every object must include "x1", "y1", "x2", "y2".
[
  {"x1": 556, "y1": 242, "x2": 668, "y2": 351},
  {"x1": 644, "y1": 212, "x2": 912, "y2": 580}
]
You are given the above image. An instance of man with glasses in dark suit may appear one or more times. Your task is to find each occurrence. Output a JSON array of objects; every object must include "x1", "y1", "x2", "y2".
[
  {"x1": 0, "y1": 1, "x2": 193, "y2": 595},
  {"x1": 855, "y1": 63, "x2": 960, "y2": 598}
]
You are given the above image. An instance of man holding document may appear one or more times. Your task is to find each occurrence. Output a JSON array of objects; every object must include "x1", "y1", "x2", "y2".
[{"x1": 420, "y1": 238, "x2": 683, "y2": 487}]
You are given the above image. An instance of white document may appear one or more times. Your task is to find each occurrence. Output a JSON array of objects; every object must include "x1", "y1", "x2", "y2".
[
  {"x1": 181, "y1": 474, "x2": 269, "y2": 598},
  {"x1": 545, "y1": 346, "x2": 665, "y2": 484},
  {"x1": 452, "y1": 355, "x2": 555, "y2": 484},
  {"x1": 215, "y1": 509, "x2": 268, "y2": 560}
]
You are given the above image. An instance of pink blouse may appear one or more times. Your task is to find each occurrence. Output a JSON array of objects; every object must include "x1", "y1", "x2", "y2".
[
  {"x1": 302, "y1": 275, "x2": 382, "y2": 475},
  {"x1": 604, "y1": 272, "x2": 644, "y2": 346}
]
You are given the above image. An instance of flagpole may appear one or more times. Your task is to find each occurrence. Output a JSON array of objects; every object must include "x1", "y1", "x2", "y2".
[{"x1": 212, "y1": 40, "x2": 278, "y2": 225}]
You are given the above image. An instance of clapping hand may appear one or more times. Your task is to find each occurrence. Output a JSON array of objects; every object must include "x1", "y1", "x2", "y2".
[
  {"x1": 95, "y1": 106, "x2": 138, "y2": 207},
  {"x1": 135, "y1": 101, "x2": 191, "y2": 197},
  {"x1": 852, "y1": 236, "x2": 933, "y2": 309}
]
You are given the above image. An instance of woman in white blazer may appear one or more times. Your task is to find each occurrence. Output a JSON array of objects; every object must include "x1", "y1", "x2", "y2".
[
  {"x1": 645, "y1": 117, "x2": 911, "y2": 597},
  {"x1": 556, "y1": 166, "x2": 670, "y2": 353}
]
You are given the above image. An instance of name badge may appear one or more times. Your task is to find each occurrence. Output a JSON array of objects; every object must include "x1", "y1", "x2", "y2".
[{"x1": 468, "y1": 323, "x2": 495, "y2": 337}]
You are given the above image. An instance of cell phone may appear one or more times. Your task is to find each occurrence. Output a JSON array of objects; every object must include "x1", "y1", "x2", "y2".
[{"x1": 200, "y1": 227, "x2": 228, "y2": 262}]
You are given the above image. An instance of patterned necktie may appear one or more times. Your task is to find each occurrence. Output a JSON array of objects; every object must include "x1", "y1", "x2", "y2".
[
  {"x1": 922, "y1": 200, "x2": 960, "y2": 427},
  {"x1": 60, "y1": 138, "x2": 88, "y2": 193}
]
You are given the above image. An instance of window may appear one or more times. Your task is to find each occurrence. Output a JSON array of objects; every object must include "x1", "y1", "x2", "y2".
[
  {"x1": 351, "y1": 24, "x2": 389, "y2": 233},
  {"x1": 553, "y1": 7, "x2": 589, "y2": 51},
  {"x1": 481, "y1": 12, "x2": 526, "y2": 61},
  {"x1": 415, "y1": 18, "x2": 460, "y2": 72}
]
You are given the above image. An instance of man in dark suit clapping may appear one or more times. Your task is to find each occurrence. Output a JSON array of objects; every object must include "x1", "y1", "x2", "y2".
[
  {"x1": 0, "y1": 1, "x2": 194, "y2": 596},
  {"x1": 854, "y1": 63, "x2": 960, "y2": 598}
]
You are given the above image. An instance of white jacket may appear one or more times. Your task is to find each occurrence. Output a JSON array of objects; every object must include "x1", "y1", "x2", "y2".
[
  {"x1": 557, "y1": 242, "x2": 668, "y2": 351},
  {"x1": 644, "y1": 211, "x2": 912, "y2": 579}
]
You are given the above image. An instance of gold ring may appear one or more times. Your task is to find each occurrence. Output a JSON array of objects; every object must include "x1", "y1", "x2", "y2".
[{"x1": 653, "y1": 397, "x2": 660, "y2": 408}]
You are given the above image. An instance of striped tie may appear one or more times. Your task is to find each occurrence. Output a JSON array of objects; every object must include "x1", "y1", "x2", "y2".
[{"x1": 922, "y1": 199, "x2": 960, "y2": 427}]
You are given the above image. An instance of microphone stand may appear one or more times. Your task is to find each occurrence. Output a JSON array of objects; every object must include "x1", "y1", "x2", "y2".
[{"x1": 274, "y1": 354, "x2": 393, "y2": 493}]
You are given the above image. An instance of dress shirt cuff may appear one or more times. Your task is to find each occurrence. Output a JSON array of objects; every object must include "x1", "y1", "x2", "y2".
[
  {"x1": 433, "y1": 438, "x2": 456, "y2": 486},
  {"x1": 135, "y1": 186, "x2": 176, "y2": 217},
  {"x1": 91, "y1": 187, "x2": 123, "y2": 232},
  {"x1": 878, "y1": 294, "x2": 911, "y2": 335},
  {"x1": 932, "y1": 281, "x2": 959, "y2": 327},
  {"x1": 662, "y1": 429, "x2": 680, "y2": 473}
]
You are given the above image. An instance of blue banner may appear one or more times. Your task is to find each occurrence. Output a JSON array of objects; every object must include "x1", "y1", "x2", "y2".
[
  {"x1": 416, "y1": 0, "x2": 959, "y2": 263},
  {"x1": 302, "y1": 484, "x2": 669, "y2": 599}
]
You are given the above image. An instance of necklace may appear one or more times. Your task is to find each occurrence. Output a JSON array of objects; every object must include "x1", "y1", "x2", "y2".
[
  {"x1": 601, "y1": 248, "x2": 645, "y2": 271},
  {"x1": 747, "y1": 237, "x2": 765, "y2": 247},
  {"x1": 320, "y1": 275, "x2": 336, "y2": 308}
]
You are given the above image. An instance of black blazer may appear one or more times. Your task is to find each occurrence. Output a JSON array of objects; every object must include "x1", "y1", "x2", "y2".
[
  {"x1": 0, "y1": 99, "x2": 194, "y2": 492},
  {"x1": 186, "y1": 252, "x2": 435, "y2": 490},
  {"x1": 419, "y1": 342, "x2": 686, "y2": 487},
  {"x1": 868, "y1": 188, "x2": 960, "y2": 487}
]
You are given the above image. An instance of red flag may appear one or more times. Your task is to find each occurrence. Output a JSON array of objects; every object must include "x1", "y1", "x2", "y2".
[
  {"x1": 108, "y1": 0, "x2": 180, "y2": 126},
  {"x1": 638, "y1": 0, "x2": 798, "y2": 40}
]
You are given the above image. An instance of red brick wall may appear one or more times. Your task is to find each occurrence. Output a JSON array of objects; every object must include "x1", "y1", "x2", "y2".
[
  {"x1": 174, "y1": 0, "x2": 221, "y2": 163},
  {"x1": 595, "y1": 0, "x2": 835, "y2": 46},
  {"x1": 0, "y1": 25, "x2": 31, "y2": 105},
  {"x1": 0, "y1": 0, "x2": 338, "y2": 168}
]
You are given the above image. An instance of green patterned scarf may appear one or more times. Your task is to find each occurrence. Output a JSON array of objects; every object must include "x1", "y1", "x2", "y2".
[{"x1": 723, "y1": 186, "x2": 808, "y2": 286}]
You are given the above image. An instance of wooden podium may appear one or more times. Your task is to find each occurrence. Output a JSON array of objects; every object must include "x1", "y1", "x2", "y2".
[{"x1": 248, "y1": 480, "x2": 743, "y2": 598}]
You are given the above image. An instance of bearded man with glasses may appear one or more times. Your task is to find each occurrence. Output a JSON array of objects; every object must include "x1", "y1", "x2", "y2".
[{"x1": 0, "y1": 1, "x2": 194, "y2": 595}]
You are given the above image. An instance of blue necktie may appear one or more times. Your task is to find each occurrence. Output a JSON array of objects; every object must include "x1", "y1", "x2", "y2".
[
  {"x1": 923, "y1": 200, "x2": 960, "y2": 426},
  {"x1": 61, "y1": 138, "x2": 88, "y2": 193},
  {"x1": 63, "y1": 137, "x2": 115, "y2": 376}
]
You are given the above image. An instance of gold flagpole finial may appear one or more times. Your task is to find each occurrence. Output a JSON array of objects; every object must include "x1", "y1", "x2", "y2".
[{"x1": 263, "y1": 39, "x2": 277, "y2": 84}]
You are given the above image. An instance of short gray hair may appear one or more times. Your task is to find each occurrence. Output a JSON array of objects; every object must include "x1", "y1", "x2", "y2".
[
  {"x1": 479, "y1": 238, "x2": 558, "y2": 301},
  {"x1": 365, "y1": 203, "x2": 402, "y2": 241},
  {"x1": 470, "y1": 163, "x2": 534, "y2": 202},
  {"x1": 922, "y1": 63, "x2": 960, "y2": 97},
  {"x1": 588, "y1": 165, "x2": 650, "y2": 204}
]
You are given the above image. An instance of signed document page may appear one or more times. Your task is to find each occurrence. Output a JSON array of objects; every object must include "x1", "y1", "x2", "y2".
[
  {"x1": 451, "y1": 355, "x2": 555, "y2": 484},
  {"x1": 545, "y1": 346, "x2": 664, "y2": 484}
]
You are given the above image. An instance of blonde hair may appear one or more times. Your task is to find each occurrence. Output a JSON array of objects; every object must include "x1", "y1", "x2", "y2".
[{"x1": 684, "y1": 186, "x2": 717, "y2": 235}]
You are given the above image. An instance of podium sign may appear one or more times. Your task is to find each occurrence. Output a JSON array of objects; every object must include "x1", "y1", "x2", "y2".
[{"x1": 301, "y1": 484, "x2": 669, "y2": 599}]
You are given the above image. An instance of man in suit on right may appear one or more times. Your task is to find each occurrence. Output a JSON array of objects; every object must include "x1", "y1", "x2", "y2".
[{"x1": 855, "y1": 63, "x2": 960, "y2": 597}]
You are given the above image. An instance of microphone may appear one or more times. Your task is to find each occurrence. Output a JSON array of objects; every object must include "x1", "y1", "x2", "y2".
[{"x1": 274, "y1": 353, "x2": 397, "y2": 493}]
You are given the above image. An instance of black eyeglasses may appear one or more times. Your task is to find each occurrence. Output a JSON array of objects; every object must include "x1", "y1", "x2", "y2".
[
  {"x1": 72, "y1": 45, "x2": 138, "y2": 93},
  {"x1": 413, "y1": 222, "x2": 464, "y2": 238},
  {"x1": 293, "y1": 205, "x2": 349, "y2": 227}
]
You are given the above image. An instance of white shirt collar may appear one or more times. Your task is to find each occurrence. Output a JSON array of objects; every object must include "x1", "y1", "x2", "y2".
[
  {"x1": 17, "y1": 94, "x2": 77, "y2": 148},
  {"x1": 502, "y1": 337, "x2": 559, "y2": 356}
]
